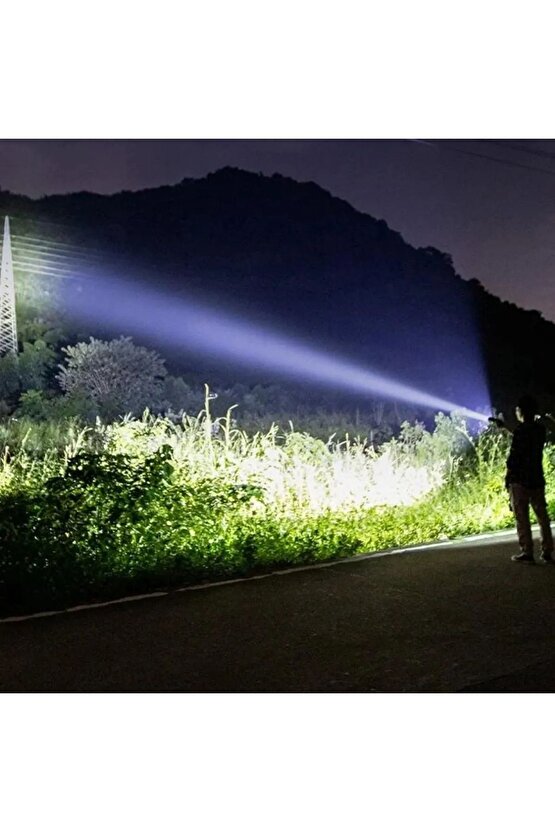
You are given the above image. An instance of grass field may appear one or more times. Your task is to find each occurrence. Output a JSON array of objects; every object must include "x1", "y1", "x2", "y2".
[{"x1": 0, "y1": 396, "x2": 547, "y2": 615}]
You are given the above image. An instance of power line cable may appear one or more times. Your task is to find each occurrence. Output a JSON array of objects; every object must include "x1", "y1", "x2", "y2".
[
  {"x1": 8, "y1": 213, "x2": 104, "y2": 233},
  {"x1": 482, "y1": 140, "x2": 555, "y2": 163},
  {"x1": 11, "y1": 246, "x2": 100, "y2": 267},
  {"x1": 11, "y1": 233, "x2": 104, "y2": 257},
  {"x1": 11, "y1": 264, "x2": 83, "y2": 280},
  {"x1": 410, "y1": 140, "x2": 555, "y2": 178}
]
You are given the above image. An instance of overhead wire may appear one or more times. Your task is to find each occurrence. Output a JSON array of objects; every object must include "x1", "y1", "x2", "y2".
[
  {"x1": 481, "y1": 140, "x2": 555, "y2": 163},
  {"x1": 0, "y1": 214, "x2": 122, "y2": 281},
  {"x1": 410, "y1": 139, "x2": 555, "y2": 178}
]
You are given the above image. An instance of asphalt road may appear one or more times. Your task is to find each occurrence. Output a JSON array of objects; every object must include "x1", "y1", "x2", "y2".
[{"x1": 2, "y1": 530, "x2": 555, "y2": 692}]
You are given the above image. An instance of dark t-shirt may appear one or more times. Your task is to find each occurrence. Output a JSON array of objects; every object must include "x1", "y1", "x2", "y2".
[{"x1": 506, "y1": 421, "x2": 546, "y2": 489}]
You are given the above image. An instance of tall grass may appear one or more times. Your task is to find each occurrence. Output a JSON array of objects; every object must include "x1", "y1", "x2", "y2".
[{"x1": 0, "y1": 393, "x2": 523, "y2": 614}]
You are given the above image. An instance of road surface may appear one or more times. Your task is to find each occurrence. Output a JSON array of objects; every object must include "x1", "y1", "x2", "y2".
[{"x1": 2, "y1": 529, "x2": 555, "y2": 692}]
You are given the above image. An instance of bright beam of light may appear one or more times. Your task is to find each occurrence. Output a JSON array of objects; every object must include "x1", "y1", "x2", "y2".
[
  {"x1": 6, "y1": 230, "x2": 490, "y2": 420},
  {"x1": 68, "y1": 275, "x2": 490, "y2": 422}
]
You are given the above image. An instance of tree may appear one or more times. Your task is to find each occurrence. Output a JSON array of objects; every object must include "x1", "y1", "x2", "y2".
[
  {"x1": 18, "y1": 340, "x2": 57, "y2": 392},
  {"x1": 0, "y1": 353, "x2": 20, "y2": 402},
  {"x1": 17, "y1": 389, "x2": 96, "y2": 421},
  {"x1": 16, "y1": 389, "x2": 50, "y2": 420},
  {"x1": 0, "y1": 340, "x2": 56, "y2": 416},
  {"x1": 57, "y1": 337, "x2": 167, "y2": 419},
  {"x1": 162, "y1": 375, "x2": 204, "y2": 415}
]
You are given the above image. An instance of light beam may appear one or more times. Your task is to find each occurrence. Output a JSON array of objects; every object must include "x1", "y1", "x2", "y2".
[
  {"x1": 11, "y1": 227, "x2": 491, "y2": 421},
  {"x1": 68, "y1": 273, "x2": 490, "y2": 421}
]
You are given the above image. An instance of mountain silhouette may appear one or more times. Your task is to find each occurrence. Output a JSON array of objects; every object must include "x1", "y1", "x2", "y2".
[{"x1": 0, "y1": 167, "x2": 552, "y2": 414}]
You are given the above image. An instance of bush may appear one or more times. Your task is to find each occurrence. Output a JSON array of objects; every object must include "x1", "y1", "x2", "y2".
[
  {"x1": 57, "y1": 336, "x2": 167, "y2": 419},
  {"x1": 0, "y1": 404, "x2": 520, "y2": 615},
  {"x1": 18, "y1": 340, "x2": 57, "y2": 392}
]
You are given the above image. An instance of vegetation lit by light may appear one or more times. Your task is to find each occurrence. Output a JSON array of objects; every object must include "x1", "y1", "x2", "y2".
[{"x1": 1, "y1": 391, "x2": 547, "y2": 615}]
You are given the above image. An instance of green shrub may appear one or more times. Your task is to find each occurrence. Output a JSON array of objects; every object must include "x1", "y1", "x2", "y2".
[{"x1": 0, "y1": 402, "x2": 526, "y2": 615}]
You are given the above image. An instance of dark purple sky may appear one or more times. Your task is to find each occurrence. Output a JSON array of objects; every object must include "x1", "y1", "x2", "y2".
[{"x1": 1, "y1": 139, "x2": 554, "y2": 320}]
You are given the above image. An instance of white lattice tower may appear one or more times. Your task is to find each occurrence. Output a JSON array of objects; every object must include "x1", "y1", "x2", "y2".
[{"x1": 0, "y1": 216, "x2": 18, "y2": 355}]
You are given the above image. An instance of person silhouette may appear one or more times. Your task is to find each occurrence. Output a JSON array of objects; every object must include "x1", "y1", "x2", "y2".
[{"x1": 492, "y1": 395, "x2": 553, "y2": 563}]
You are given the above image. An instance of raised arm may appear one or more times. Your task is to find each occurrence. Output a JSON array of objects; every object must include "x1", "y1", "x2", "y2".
[{"x1": 488, "y1": 417, "x2": 514, "y2": 435}]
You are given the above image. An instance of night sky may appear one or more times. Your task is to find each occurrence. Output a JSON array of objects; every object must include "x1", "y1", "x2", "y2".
[{"x1": 1, "y1": 139, "x2": 554, "y2": 321}]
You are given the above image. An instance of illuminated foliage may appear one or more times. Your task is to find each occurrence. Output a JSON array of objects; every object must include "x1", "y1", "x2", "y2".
[
  {"x1": 0, "y1": 352, "x2": 20, "y2": 401},
  {"x1": 0, "y1": 404, "x2": 529, "y2": 615},
  {"x1": 0, "y1": 340, "x2": 57, "y2": 418},
  {"x1": 57, "y1": 336, "x2": 167, "y2": 419},
  {"x1": 18, "y1": 340, "x2": 57, "y2": 391}
]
